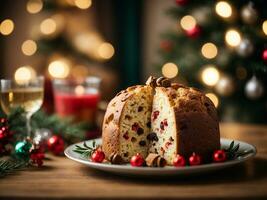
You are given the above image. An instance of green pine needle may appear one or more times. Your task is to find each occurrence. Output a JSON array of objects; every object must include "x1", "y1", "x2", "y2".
[{"x1": 0, "y1": 158, "x2": 27, "y2": 177}]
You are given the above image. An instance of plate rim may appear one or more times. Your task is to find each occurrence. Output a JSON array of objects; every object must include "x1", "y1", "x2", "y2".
[{"x1": 64, "y1": 138, "x2": 257, "y2": 172}]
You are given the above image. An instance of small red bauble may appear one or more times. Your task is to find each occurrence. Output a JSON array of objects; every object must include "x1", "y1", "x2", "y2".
[
  {"x1": 262, "y1": 50, "x2": 267, "y2": 62},
  {"x1": 185, "y1": 26, "x2": 201, "y2": 38},
  {"x1": 30, "y1": 148, "x2": 45, "y2": 167},
  {"x1": 213, "y1": 150, "x2": 226, "y2": 162},
  {"x1": 91, "y1": 150, "x2": 105, "y2": 163},
  {"x1": 175, "y1": 0, "x2": 188, "y2": 6},
  {"x1": 173, "y1": 154, "x2": 186, "y2": 167},
  {"x1": 189, "y1": 152, "x2": 202, "y2": 166},
  {"x1": 47, "y1": 135, "x2": 65, "y2": 155},
  {"x1": 130, "y1": 153, "x2": 145, "y2": 167}
]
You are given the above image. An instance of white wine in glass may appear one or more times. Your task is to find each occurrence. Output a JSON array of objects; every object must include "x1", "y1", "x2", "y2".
[{"x1": 0, "y1": 76, "x2": 44, "y2": 138}]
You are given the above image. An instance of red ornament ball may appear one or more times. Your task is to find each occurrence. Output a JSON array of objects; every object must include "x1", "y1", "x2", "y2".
[
  {"x1": 130, "y1": 153, "x2": 145, "y2": 167},
  {"x1": 0, "y1": 118, "x2": 7, "y2": 125},
  {"x1": 175, "y1": 0, "x2": 188, "y2": 6},
  {"x1": 262, "y1": 50, "x2": 267, "y2": 61},
  {"x1": 91, "y1": 150, "x2": 105, "y2": 163},
  {"x1": 30, "y1": 148, "x2": 45, "y2": 167},
  {"x1": 185, "y1": 26, "x2": 201, "y2": 38},
  {"x1": 47, "y1": 135, "x2": 65, "y2": 155},
  {"x1": 173, "y1": 154, "x2": 186, "y2": 167},
  {"x1": 213, "y1": 150, "x2": 226, "y2": 163},
  {"x1": 189, "y1": 152, "x2": 202, "y2": 166}
]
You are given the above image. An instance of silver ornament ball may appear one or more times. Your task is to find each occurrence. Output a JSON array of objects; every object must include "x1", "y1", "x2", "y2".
[
  {"x1": 245, "y1": 76, "x2": 264, "y2": 100},
  {"x1": 215, "y1": 76, "x2": 235, "y2": 96},
  {"x1": 236, "y1": 38, "x2": 254, "y2": 57},
  {"x1": 33, "y1": 128, "x2": 52, "y2": 145},
  {"x1": 241, "y1": 3, "x2": 258, "y2": 24}
]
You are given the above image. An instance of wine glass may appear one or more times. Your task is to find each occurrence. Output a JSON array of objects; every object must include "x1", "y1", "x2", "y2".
[{"x1": 0, "y1": 76, "x2": 44, "y2": 138}]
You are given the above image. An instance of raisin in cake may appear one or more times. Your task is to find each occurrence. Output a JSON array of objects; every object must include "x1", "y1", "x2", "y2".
[
  {"x1": 102, "y1": 85, "x2": 153, "y2": 162},
  {"x1": 149, "y1": 83, "x2": 220, "y2": 164},
  {"x1": 102, "y1": 77, "x2": 220, "y2": 164}
]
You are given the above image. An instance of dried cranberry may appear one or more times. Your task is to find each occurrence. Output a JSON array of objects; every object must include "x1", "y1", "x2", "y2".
[
  {"x1": 152, "y1": 111, "x2": 160, "y2": 120},
  {"x1": 165, "y1": 141, "x2": 172, "y2": 149},
  {"x1": 138, "y1": 106, "x2": 143, "y2": 112},
  {"x1": 137, "y1": 128, "x2": 144, "y2": 135},
  {"x1": 132, "y1": 123, "x2": 139, "y2": 131},
  {"x1": 160, "y1": 147, "x2": 165, "y2": 154},
  {"x1": 131, "y1": 137, "x2": 137, "y2": 143},
  {"x1": 123, "y1": 132, "x2": 129, "y2": 140},
  {"x1": 163, "y1": 119, "x2": 168, "y2": 126},
  {"x1": 139, "y1": 140, "x2": 146, "y2": 146},
  {"x1": 160, "y1": 122, "x2": 165, "y2": 130}
]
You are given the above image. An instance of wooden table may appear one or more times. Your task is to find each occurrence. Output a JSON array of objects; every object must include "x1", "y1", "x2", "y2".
[{"x1": 0, "y1": 123, "x2": 267, "y2": 199}]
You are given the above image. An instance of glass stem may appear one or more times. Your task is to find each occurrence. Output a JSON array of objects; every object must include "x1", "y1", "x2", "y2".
[{"x1": 26, "y1": 114, "x2": 32, "y2": 139}]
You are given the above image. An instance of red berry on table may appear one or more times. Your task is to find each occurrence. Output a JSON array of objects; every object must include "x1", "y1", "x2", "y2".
[
  {"x1": 130, "y1": 153, "x2": 145, "y2": 167},
  {"x1": 47, "y1": 135, "x2": 65, "y2": 155},
  {"x1": 189, "y1": 152, "x2": 202, "y2": 166},
  {"x1": 213, "y1": 150, "x2": 226, "y2": 163},
  {"x1": 91, "y1": 150, "x2": 105, "y2": 163},
  {"x1": 173, "y1": 154, "x2": 186, "y2": 167}
]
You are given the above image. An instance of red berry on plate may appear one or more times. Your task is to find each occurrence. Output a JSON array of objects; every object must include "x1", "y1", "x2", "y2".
[
  {"x1": 189, "y1": 152, "x2": 202, "y2": 166},
  {"x1": 130, "y1": 153, "x2": 144, "y2": 167},
  {"x1": 91, "y1": 150, "x2": 105, "y2": 163},
  {"x1": 213, "y1": 150, "x2": 226, "y2": 162},
  {"x1": 173, "y1": 154, "x2": 186, "y2": 167}
]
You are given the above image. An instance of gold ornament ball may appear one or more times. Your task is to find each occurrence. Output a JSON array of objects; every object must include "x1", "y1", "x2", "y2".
[
  {"x1": 241, "y1": 3, "x2": 258, "y2": 24},
  {"x1": 215, "y1": 76, "x2": 235, "y2": 96}
]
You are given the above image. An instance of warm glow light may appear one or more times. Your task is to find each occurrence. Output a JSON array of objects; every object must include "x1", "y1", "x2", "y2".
[
  {"x1": 201, "y1": 66, "x2": 220, "y2": 86},
  {"x1": 26, "y1": 0, "x2": 43, "y2": 14},
  {"x1": 75, "y1": 0, "x2": 92, "y2": 9},
  {"x1": 201, "y1": 42, "x2": 218, "y2": 59},
  {"x1": 40, "y1": 18, "x2": 57, "y2": 35},
  {"x1": 14, "y1": 66, "x2": 36, "y2": 84},
  {"x1": 225, "y1": 29, "x2": 241, "y2": 47},
  {"x1": 98, "y1": 42, "x2": 115, "y2": 59},
  {"x1": 75, "y1": 85, "x2": 85, "y2": 95},
  {"x1": 0, "y1": 19, "x2": 14, "y2": 35},
  {"x1": 48, "y1": 60, "x2": 70, "y2": 78},
  {"x1": 180, "y1": 15, "x2": 196, "y2": 31},
  {"x1": 262, "y1": 20, "x2": 267, "y2": 36},
  {"x1": 206, "y1": 93, "x2": 219, "y2": 108},
  {"x1": 162, "y1": 62, "x2": 179, "y2": 78},
  {"x1": 215, "y1": 1, "x2": 232, "y2": 18},
  {"x1": 21, "y1": 40, "x2": 37, "y2": 56}
]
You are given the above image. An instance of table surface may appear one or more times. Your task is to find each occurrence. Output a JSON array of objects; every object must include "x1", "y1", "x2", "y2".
[{"x1": 0, "y1": 123, "x2": 267, "y2": 200}]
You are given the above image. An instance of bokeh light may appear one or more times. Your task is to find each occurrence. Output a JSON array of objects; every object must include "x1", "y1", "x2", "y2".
[
  {"x1": 225, "y1": 29, "x2": 241, "y2": 47},
  {"x1": 14, "y1": 66, "x2": 36, "y2": 84},
  {"x1": 75, "y1": 85, "x2": 85, "y2": 95},
  {"x1": 40, "y1": 18, "x2": 57, "y2": 35},
  {"x1": 48, "y1": 59, "x2": 70, "y2": 78},
  {"x1": 206, "y1": 93, "x2": 219, "y2": 108},
  {"x1": 180, "y1": 15, "x2": 196, "y2": 31},
  {"x1": 201, "y1": 42, "x2": 218, "y2": 59},
  {"x1": 26, "y1": 0, "x2": 43, "y2": 14},
  {"x1": 201, "y1": 66, "x2": 220, "y2": 86},
  {"x1": 215, "y1": 1, "x2": 232, "y2": 18},
  {"x1": 74, "y1": 0, "x2": 92, "y2": 9},
  {"x1": 262, "y1": 20, "x2": 267, "y2": 36},
  {"x1": 0, "y1": 19, "x2": 15, "y2": 35},
  {"x1": 98, "y1": 42, "x2": 115, "y2": 59},
  {"x1": 21, "y1": 40, "x2": 37, "y2": 56},
  {"x1": 162, "y1": 62, "x2": 179, "y2": 78}
]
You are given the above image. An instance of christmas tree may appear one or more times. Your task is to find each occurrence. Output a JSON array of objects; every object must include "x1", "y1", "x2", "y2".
[{"x1": 158, "y1": 0, "x2": 267, "y2": 124}]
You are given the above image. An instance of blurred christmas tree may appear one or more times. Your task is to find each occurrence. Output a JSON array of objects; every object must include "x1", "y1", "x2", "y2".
[{"x1": 157, "y1": 0, "x2": 267, "y2": 124}]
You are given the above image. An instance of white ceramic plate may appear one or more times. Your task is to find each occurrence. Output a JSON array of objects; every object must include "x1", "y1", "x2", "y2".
[{"x1": 64, "y1": 138, "x2": 256, "y2": 176}]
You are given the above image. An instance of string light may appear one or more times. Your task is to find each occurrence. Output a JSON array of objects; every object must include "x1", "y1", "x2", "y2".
[
  {"x1": 14, "y1": 66, "x2": 36, "y2": 84},
  {"x1": 201, "y1": 65, "x2": 220, "y2": 86},
  {"x1": 206, "y1": 93, "x2": 219, "y2": 108},
  {"x1": 262, "y1": 20, "x2": 267, "y2": 36},
  {"x1": 201, "y1": 42, "x2": 218, "y2": 59},
  {"x1": 225, "y1": 29, "x2": 241, "y2": 47},
  {"x1": 21, "y1": 40, "x2": 37, "y2": 56},
  {"x1": 162, "y1": 62, "x2": 179, "y2": 78},
  {"x1": 40, "y1": 18, "x2": 57, "y2": 35},
  {"x1": 48, "y1": 59, "x2": 70, "y2": 78},
  {"x1": 215, "y1": 1, "x2": 232, "y2": 18},
  {"x1": 98, "y1": 42, "x2": 115, "y2": 59},
  {"x1": 26, "y1": 0, "x2": 43, "y2": 14},
  {"x1": 0, "y1": 19, "x2": 14, "y2": 35},
  {"x1": 74, "y1": 0, "x2": 92, "y2": 9},
  {"x1": 180, "y1": 15, "x2": 196, "y2": 31}
]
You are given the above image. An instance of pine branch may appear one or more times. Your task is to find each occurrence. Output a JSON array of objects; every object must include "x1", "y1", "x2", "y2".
[
  {"x1": 73, "y1": 141, "x2": 97, "y2": 158},
  {"x1": 0, "y1": 158, "x2": 27, "y2": 177}
]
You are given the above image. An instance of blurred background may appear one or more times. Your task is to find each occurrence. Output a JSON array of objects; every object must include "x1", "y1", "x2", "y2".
[{"x1": 0, "y1": 0, "x2": 267, "y2": 124}]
